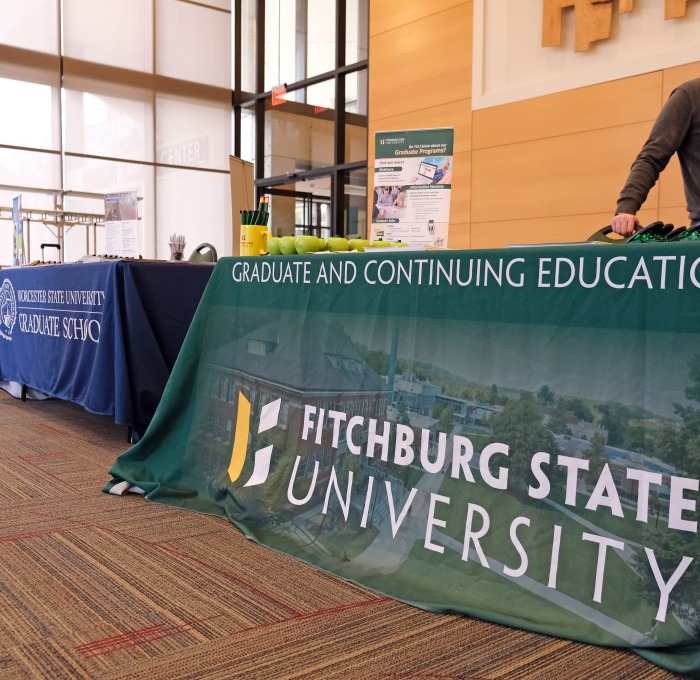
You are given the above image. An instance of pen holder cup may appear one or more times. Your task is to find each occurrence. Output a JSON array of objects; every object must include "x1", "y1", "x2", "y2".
[
  {"x1": 169, "y1": 242, "x2": 185, "y2": 261},
  {"x1": 240, "y1": 225, "x2": 270, "y2": 256}
]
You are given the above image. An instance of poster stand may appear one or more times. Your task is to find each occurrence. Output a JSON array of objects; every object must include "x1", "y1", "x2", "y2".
[
  {"x1": 370, "y1": 127, "x2": 454, "y2": 248},
  {"x1": 229, "y1": 155, "x2": 254, "y2": 256},
  {"x1": 12, "y1": 195, "x2": 25, "y2": 266}
]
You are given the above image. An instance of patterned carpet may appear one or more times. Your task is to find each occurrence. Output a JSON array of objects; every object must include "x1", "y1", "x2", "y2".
[{"x1": 0, "y1": 390, "x2": 689, "y2": 679}]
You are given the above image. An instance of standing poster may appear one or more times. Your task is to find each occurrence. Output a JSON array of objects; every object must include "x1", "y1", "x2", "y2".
[
  {"x1": 104, "y1": 191, "x2": 139, "y2": 258},
  {"x1": 12, "y1": 195, "x2": 24, "y2": 266},
  {"x1": 371, "y1": 128, "x2": 454, "y2": 248}
]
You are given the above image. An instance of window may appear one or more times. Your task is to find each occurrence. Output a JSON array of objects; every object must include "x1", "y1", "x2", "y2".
[
  {"x1": 228, "y1": 381, "x2": 238, "y2": 403},
  {"x1": 270, "y1": 445, "x2": 282, "y2": 472},
  {"x1": 235, "y1": 0, "x2": 368, "y2": 238},
  {"x1": 1, "y1": 0, "x2": 366, "y2": 263},
  {"x1": 247, "y1": 338, "x2": 278, "y2": 355},
  {"x1": 279, "y1": 401, "x2": 290, "y2": 429},
  {"x1": 0, "y1": 0, "x2": 231, "y2": 264},
  {"x1": 611, "y1": 468, "x2": 625, "y2": 488}
]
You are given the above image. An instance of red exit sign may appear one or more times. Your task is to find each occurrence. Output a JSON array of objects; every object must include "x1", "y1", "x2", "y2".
[{"x1": 272, "y1": 84, "x2": 286, "y2": 106}]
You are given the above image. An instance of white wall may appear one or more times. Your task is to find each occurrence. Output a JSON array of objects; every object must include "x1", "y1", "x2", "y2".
[{"x1": 473, "y1": 0, "x2": 700, "y2": 110}]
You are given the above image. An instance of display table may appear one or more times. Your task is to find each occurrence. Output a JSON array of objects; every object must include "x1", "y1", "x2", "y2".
[
  {"x1": 106, "y1": 246, "x2": 700, "y2": 674},
  {"x1": 0, "y1": 260, "x2": 214, "y2": 439}
]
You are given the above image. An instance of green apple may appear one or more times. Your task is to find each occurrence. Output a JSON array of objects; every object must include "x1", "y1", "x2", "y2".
[
  {"x1": 370, "y1": 240, "x2": 391, "y2": 248},
  {"x1": 267, "y1": 236, "x2": 282, "y2": 255},
  {"x1": 326, "y1": 236, "x2": 350, "y2": 252},
  {"x1": 391, "y1": 241, "x2": 409, "y2": 247},
  {"x1": 279, "y1": 235, "x2": 298, "y2": 255},
  {"x1": 348, "y1": 238, "x2": 370, "y2": 252},
  {"x1": 295, "y1": 235, "x2": 322, "y2": 254},
  {"x1": 316, "y1": 237, "x2": 328, "y2": 251}
]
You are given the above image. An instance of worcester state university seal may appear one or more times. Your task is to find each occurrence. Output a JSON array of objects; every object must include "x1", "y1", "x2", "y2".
[{"x1": 0, "y1": 278, "x2": 17, "y2": 340}]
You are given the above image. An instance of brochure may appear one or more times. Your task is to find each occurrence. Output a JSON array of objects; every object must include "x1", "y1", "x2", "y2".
[{"x1": 370, "y1": 127, "x2": 454, "y2": 248}]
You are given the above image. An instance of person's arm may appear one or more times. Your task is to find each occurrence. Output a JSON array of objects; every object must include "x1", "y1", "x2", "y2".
[{"x1": 612, "y1": 88, "x2": 693, "y2": 235}]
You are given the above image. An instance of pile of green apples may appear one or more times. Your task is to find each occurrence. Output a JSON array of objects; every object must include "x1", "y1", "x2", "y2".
[{"x1": 267, "y1": 235, "x2": 407, "y2": 255}]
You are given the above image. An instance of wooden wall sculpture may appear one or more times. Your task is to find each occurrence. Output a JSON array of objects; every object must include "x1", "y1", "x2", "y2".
[{"x1": 543, "y1": 0, "x2": 692, "y2": 52}]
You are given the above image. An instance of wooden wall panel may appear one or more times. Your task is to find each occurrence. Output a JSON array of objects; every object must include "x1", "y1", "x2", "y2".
[
  {"x1": 471, "y1": 123, "x2": 660, "y2": 223},
  {"x1": 472, "y1": 61, "x2": 700, "y2": 245},
  {"x1": 446, "y1": 150, "x2": 471, "y2": 234},
  {"x1": 660, "y1": 205, "x2": 693, "y2": 231},
  {"x1": 368, "y1": 1, "x2": 473, "y2": 248},
  {"x1": 369, "y1": 0, "x2": 466, "y2": 36},
  {"x1": 369, "y1": 100, "x2": 472, "y2": 155},
  {"x1": 662, "y1": 61, "x2": 700, "y2": 97},
  {"x1": 448, "y1": 226, "x2": 471, "y2": 250},
  {"x1": 369, "y1": 4, "x2": 472, "y2": 122},
  {"x1": 472, "y1": 73, "x2": 662, "y2": 150}
]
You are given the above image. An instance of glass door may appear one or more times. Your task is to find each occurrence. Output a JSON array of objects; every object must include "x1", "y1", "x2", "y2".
[{"x1": 259, "y1": 176, "x2": 332, "y2": 239}]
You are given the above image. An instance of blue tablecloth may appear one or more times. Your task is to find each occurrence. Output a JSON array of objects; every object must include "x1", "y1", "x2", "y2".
[{"x1": 0, "y1": 260, "x2": 213, "y2": 438}]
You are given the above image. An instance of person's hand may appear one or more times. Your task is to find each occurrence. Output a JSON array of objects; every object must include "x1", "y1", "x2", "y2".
[{"x1": 611, "y1": 213, "x2": 639, "y2": 236}]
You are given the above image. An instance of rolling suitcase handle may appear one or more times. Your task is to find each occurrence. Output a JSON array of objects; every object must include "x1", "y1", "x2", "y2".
[{"x1": 40, "y1": 243, "x2": 61, "y2": 262}]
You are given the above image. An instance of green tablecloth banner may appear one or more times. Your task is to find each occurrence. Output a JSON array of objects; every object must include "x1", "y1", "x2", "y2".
[{"x1": 106, "y1": 245, "x2": 700, "y2": 675}]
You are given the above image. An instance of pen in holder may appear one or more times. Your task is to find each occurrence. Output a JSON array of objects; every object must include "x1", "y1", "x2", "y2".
[
  {"x1": 240, "y1": 196, "x2": 270, "y2": 256},
  {"x1": 169, "y1": 233, "x2": 186, "y2": 261}
]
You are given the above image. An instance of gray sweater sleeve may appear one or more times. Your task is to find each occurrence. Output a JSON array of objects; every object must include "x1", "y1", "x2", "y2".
[{"x1": 616, "y1": 87, "x2": 694, "y2": 216}]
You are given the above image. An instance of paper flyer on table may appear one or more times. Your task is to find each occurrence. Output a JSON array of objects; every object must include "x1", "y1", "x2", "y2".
[
  {"x1": 12, "y1": 195, "x2": 25, "y2": 266},
  {"x1": 104, "y1": 191, "x2": 139, "y2": 258},
  {"x1": 370, "y1": 127, "x2": 454, "y2": 247}
]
